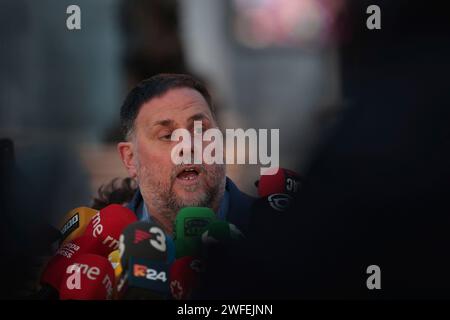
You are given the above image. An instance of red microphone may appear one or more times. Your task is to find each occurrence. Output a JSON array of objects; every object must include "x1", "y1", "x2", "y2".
[
  {"x1": 59, "y1": 253, "x2": 115, "y2": 300},
  {"x1": 40, "y1": 236, "x2": 97, "y2": 292},
  {"x1": 39, "y1": 204, "x2": 136, "y2": 296},
  {"x1": 83, "y1": 204, "x2": 137, "y2": 256},
  {"x1": 169, "y1": 256, "x2": 204, "y2": 300},
  {"x1": 256, "y1": 167, "x2": 302, "y2": 197},
  {"x1": 248, "y1": 168, "x2": 302, "y2": 238}
]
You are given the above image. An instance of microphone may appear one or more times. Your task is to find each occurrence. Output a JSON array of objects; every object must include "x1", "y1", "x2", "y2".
[
  {"x1": 108, "y1": 250, "x2": 123, "y2": 282},
  {"x1": 173, "y1": 207, "x2": 217, "y2": 258},
  {"x1": 59, "y1": 253, "x2": 115, "y2": 300},
  {"x1": 247, "y1": 195, "x2": 292, "y2": 242},
  {"x1": 195, "y1": 222, "x2": 249, "y2": 299},
  {"x1": 200, "y1": 221, "x2": 246, "y2": 275},
  {"x1": 249, "y1": 168, "x2": 302, "y2": 237},
  {"x1": 169, "y1": 256, "x2": 204, "y2": 300},
  {"x1": 119, "y1": 221, "x2": 174, "y2": 270},
  {"x1": 108, "y1": 250, "x2": 122, "y2": 299},
  {"x1": 58, "y1": 207, "x2": 98, "y2": 245},
  {"x1": 39, "y1": 236, "x2": 97, "y2": 295},
  {"x1": 83, "y1": 204, "x2": 137, "y2": 256},
  {"x1": 201, "y1": 221, "x2": 244, "y2": 252},
  {"x1": 116, "y1": 222, "x2": 173, "y2": 299},
  {"x1": 256, "y1": 167, "x2": 302, "y2": 198},
  {"x1": 38, "y1": 204, "x2": 136, "y2": 298},
  {"x1": 117, "y1": 257, "x2": 170, "y2": 300}
]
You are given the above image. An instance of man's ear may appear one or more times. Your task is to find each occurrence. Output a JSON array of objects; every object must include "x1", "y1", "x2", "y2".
[{"x1": 117, "y1": 142, "x2": 138, "y2": 178}]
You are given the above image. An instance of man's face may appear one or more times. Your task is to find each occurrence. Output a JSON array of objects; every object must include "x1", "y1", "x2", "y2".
[{"x1": 124, "y1": 87, "x2": 225, "y2": 222}]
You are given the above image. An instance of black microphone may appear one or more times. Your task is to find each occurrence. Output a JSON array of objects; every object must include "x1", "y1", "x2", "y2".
[
  {"x1": 117, "y1": 222, "x2": 174, "y2": 299},
  {"x1": 248, "y1": 168, "x2": 301, "y2": 239}
]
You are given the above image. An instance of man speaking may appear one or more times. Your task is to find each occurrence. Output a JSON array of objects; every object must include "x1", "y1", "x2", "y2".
[{"x1": 117, "y1": 73, "x2": 255, "y2": 235}]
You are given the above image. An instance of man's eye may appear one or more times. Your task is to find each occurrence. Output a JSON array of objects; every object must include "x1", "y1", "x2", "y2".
[{"x1": 159, "y1": 134, "x2": 172, "y2": 141}]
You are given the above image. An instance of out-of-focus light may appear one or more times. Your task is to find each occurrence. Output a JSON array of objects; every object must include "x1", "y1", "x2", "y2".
[{"x1": 232, "y1": 0, "x2": 346, "y2": 49}]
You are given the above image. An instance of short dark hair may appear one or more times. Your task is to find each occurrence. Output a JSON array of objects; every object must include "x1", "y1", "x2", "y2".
[{"x1": 120, "y1": 73, "x2": 214, "y2": 140}]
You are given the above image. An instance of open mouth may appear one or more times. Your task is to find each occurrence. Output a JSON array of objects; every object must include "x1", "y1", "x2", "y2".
[{"x1": 176, "y1": 165, "x2": 201, "y2": 182}]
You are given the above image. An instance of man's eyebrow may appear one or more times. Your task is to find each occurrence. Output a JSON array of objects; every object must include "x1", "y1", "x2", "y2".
[
  {"x1": 152, "y1": 119, "x2": 174, "y2": 127},
  {"x1": 188, "y1": 113, "x2": 210, "y2": 122},
  {"x1": 151, "y1": 113, "x2": 211, "y2": 128}
]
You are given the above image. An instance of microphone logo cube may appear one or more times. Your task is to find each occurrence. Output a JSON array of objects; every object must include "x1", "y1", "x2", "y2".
[
  {"x1": 61, "y1": 213, "x2": 80, "y2": 240},
  {"x1": 129, "y1": 257, "x2": 169, "y2": 294},
  {"x1": 184, "y1": 218, "x2": 212, "y2": 237}
]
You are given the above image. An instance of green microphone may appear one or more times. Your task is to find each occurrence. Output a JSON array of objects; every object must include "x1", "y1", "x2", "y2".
[
  {"x1": 201, "y1": 221, "x2": 245, "y2": 245},
  {"x1": 173, "y1": 207, "x2": 217, "y2": 258}
]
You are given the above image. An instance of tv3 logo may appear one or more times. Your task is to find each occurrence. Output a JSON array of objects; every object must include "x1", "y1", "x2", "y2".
[
  {"x1": 134, "y1": 264, "x2": 167, "y2": 282},
  {"x1": 118, "y1": 226, "x2": 167, "y2": 261},
  {"x1": 132, "y1": 227, "x2": 167, "y2": 252}
]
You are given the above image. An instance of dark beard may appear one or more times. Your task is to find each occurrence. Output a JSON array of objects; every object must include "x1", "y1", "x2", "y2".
[
  {"x1": 141, "y1": 164, "x2": 226, "y2": 224},
  {"x1": 166, "y1": 179, "x2": 219, "y2": 214}
]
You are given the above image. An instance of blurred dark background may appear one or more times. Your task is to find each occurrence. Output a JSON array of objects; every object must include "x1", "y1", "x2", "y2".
[{"x1": 0, "y1": 0, "x2": 449, "y2": 298}]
